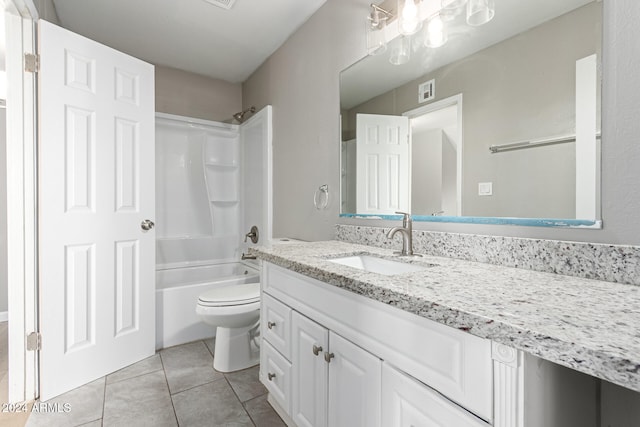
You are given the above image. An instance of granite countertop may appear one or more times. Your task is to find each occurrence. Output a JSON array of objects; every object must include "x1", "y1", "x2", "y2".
[{"x1": 251, "y1": 240, "x2": 640, "y2": 393}]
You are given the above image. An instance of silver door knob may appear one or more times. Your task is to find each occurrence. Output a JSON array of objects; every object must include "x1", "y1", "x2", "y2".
[{"x1": 141, "y1": 219, "x2": 155, "y2": 231}]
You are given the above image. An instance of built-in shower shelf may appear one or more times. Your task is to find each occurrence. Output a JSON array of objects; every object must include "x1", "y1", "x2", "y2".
[
  {"x1": 210, "y1": 200, "x2": 239, "y2": 204},
  {"x1": 205, "y1": 162, "x2": 238, "y2": 168}
]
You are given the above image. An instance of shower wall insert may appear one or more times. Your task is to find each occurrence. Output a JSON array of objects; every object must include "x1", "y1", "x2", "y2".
[
  {"x1": 154, "y1": 111, "x2": 271, "y2": 349},
  {"x1": 156, "y1": 113, "x2": 242, "y2": 268}
]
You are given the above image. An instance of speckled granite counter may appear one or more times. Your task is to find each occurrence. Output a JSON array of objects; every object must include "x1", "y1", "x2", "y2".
[{"x1": 251, "y1": 240, "x2": 640, "y2": 393}]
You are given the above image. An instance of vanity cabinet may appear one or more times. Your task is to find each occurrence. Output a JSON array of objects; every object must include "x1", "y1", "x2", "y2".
[
  {"x1": 291, "y1": 312, "x2": 382, "y2": 427},
  {"x1": 260, "y1": 262, "x2": 500, "y2": 427}
]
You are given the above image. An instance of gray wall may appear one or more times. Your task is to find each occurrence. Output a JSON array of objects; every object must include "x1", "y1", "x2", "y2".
[
  {"x1": 155, "y1": 65, "x2": 241, "y2": 123},
  {"x1": 346, "y1": 3, "x2": 599, "y2": 219},
  {"x1": 243, "y1": 0, "x2": 640, "y2": 246}
]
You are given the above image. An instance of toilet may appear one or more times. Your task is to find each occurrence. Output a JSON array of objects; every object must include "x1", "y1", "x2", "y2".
[{"x1": 196, "y1": 282, "x2": 261, "y2": 372}]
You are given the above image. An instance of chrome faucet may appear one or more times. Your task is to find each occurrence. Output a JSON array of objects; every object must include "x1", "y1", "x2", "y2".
[{"x1": 386, "y1": 211, "x2": 414, "y2": 256}]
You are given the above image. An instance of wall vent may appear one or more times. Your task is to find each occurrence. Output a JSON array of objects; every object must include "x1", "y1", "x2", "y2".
[
  {"x1": 202, "y1": 0, "x2": 237, "y2": 10},
  {"x1": 418, "y1": 79, "x2": 435, "y2": 104}
]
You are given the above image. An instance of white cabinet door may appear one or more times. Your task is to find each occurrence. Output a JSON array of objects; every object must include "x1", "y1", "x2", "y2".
[
  {"x1": 292, "y1": 312, "x2": 329, "y2": 427},
  {"x1": 328, "y1": 332, "x2": 381, "y2": 427},
  {"x1": 382, "y1": 363, "x2": 489, "y2": 427},
  {"x1": 38, "y1": 20, "x2": 155, "y2": 401}
]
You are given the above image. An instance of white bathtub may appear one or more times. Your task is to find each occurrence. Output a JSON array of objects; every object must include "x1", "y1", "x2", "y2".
[{"x1": 155, "y1": 262, "x2": 260, "y2": 349}]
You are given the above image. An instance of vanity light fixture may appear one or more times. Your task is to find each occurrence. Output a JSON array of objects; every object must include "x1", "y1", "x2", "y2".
[
  {"x1": 367, "y1": 0, "x2": 495, "y2": 64},
  {"x1": 466, "y1": 0, "x2": 495, "y2": 26},
  {"x1": 367, "y1": 3, "x2": 393, "y2": 55},
  {"x1": 424, "y1": 13, "x2": 447, "y2": 48},
  {"x1": 398, "y1": 0, "x2": 423, "y2": 35}
]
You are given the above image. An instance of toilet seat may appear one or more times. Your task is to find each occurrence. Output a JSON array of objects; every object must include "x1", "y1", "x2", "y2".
[{"x1": 198, "y1": 282, "x2": 260, "y2": 307}]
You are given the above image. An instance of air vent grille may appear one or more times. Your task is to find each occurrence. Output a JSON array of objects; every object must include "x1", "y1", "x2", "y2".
[{"x1": 202, "y1": 0, "x2": 237, "y2": 10}]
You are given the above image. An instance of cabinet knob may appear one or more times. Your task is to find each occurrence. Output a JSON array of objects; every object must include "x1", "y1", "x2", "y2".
[
  {"x1": 268, "y1": 372, "x2": 276, "y2": 381},
  {"x1": 324, "y1": 352, "x2": 335, "y2": 363},
  {"x1": 267, "y1": 321, "x2": 276, "y2": 329},
  {"x1": 312, "y1": 345, "x2": 323, "y2": 356}
]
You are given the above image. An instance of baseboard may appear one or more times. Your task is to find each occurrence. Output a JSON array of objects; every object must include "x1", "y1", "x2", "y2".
[{"x1": 0, "y1": 311, "x2": 8, "y2": 322}]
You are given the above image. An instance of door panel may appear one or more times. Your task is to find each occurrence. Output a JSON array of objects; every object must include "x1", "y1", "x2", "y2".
[
  {"x1": 382, "y1": 363, "x2": 489, "y2": 427},
  {"x1": 356, "y1": 113, "x2": 410, "y2": 214},
  {"x1": 328, "y1": 332, "x2": 381, "y2": 427},
  {"x1": 292, "y1": 312, "x2": 328, "y2": 427},
  {"x1": 38, "y1": 20, "x2": 155, "y2": 401}
]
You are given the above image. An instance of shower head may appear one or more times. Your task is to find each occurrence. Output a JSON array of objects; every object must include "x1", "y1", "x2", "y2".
[{"x1": 233, "y1": 106, "x2": 256, "y2": 123}]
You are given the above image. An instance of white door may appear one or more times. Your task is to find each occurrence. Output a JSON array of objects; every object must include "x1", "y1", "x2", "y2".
[
  {"x1": 292, "y1": 312, "x2": 328, "y2": 427},
  {"x1": 356, "y1": 113, "x2": 410, "y2": 214},
  {"x1": 327, "y1": 332, "x2": 381, "y2": 427},
  {"x1": 38, "y1": 20, "x2": 155, "y2": 401}
]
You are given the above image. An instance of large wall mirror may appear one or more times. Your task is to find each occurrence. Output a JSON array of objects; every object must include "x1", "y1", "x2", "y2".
[{"x1": 340, "y1": 0, "x2": 602, "y2": 227}]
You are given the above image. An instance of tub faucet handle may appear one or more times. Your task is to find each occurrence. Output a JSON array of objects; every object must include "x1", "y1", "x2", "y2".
[{"x1": 244, "y1": 225, "x2": 259, "y2": 244}]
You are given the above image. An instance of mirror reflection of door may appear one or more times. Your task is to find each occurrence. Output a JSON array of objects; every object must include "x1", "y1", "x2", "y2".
[{"x1": 355, "y1": 114, "x2": 410, "y2": 214}]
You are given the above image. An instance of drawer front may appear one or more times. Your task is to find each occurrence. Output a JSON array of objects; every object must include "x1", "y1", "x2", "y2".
[
  {"x1": 261, "y1": 340, "x2": 292, "y2": 416},
  {"x1": 382, "y1": 363, "x2": 489, "y2": 427},
  {"x1": 262, "y1": 293, "x2": 292, "y2": 359}
]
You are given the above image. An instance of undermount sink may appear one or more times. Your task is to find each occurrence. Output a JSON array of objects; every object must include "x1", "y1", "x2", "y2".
[{"x1": 327, "y1": 254, "x2": 428, "y2": 276}]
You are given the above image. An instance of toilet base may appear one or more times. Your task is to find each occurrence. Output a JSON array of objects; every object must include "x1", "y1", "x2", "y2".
[{"x1": 213, "y1": 324, "x2": 260, "y2": 372}]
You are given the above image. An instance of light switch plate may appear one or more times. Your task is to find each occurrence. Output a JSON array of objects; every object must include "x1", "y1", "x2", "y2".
[{"x1": 478, "y1": 182, "x2": 493, "y2": 196}]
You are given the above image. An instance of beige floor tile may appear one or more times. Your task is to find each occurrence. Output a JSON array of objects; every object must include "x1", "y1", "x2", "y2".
[
  {"x1": 160, "y1": 341, "x2": 223, "y2": 394},
  {"x1": 172, "y1": 379, "x2": 252, "y2": 427},
  {"x1": 225, "y1": 365, "x2": 267, "y2": 403},
  {"x1": 106, "y1": 354, "x2": 163, "y2": 385},
  {"x1": 26, "y1": 378, "x2": 105, "y2": 427},
  {"x1": 102, "y1": 370, "x2": 176, "y2": 427},
  {"x1": 244, "y1": 394, "x2": 286, "y2": 427}
]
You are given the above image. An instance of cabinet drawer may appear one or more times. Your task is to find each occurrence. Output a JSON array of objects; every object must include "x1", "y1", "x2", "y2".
[
  {"x1": 382, "y1": 363, "x2": 489, "y2": 427},
  {"x1": 262, "y1": 293, "x2": 292, "y2": 359},
  {"x1": 261, "y1": 340, "x2": 292, "y2": 416}
]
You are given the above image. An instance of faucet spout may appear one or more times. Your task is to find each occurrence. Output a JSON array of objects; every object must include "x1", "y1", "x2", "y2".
[{"x1": 386, "y1": 212, "x2": 414, "y2": 256}]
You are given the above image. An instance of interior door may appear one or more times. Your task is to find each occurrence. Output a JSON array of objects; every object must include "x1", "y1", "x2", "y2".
[
  {"x1": 38, "y1": 20, "x2": 155, "y2": 401},
  {"x1": 356, "y1": 113, "x2": 410, "y2": 214}
]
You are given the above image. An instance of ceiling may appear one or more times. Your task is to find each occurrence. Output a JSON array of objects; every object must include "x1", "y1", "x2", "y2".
[{"x1": 52, "y1": 0, "x2": 327, "y2": 83}]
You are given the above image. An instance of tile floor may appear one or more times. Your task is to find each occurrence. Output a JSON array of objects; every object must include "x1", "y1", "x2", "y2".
[{"x1": 0, "y1": 327, "x2": 285, "y2": 427}]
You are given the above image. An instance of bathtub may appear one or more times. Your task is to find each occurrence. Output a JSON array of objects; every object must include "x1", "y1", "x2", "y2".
[{"x1": 155, "y1": 261, "x2": 260, "y2": 349}]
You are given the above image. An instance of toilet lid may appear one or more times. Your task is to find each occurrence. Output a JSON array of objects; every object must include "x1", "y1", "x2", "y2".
[{"x1": 198, "y1": 282, "x2": 260, "y2": 307}]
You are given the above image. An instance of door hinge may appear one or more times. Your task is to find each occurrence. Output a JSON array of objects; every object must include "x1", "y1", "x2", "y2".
[
  {"x1": 25, "y1": 53, "x2": 40, "y2": 73},
  {"x1": 27, "y1": 332, "x2": 42, "y2": 351}
]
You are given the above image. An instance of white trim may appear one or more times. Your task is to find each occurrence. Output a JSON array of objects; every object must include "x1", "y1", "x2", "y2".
[
  {"x1": 5, "y1": 0, "x2": 38, "y2": 404},
  {"x1": 0, "y1": 312, "x2": 8, "y2": 322},
  {"x1": 403, "y1": 94, "x2": 464, "y2": 216},
  {"x1": 155, "y1": 111, "x2": 239, "y2": 131}
]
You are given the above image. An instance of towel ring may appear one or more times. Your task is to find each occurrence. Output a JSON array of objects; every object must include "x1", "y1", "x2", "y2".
[{"x1": 314, "y1": 184, "x2": 329, "y2": 210}]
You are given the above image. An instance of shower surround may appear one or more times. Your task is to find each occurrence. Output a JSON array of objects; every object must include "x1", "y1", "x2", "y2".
[{"x1": 154, "y1": 111, "x2": 271, "y2": 348}]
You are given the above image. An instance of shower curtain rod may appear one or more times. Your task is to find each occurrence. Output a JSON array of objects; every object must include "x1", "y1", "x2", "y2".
[{"x1": 489, "y1": 132, "x2": 601, "y2": 153}]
